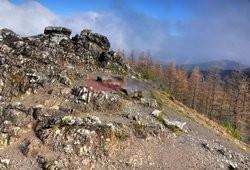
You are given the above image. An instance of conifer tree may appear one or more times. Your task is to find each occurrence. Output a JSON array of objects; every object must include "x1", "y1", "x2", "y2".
[
  {"x1": 189, "y1": 67, "x2": 202, "y2": 110},
  {"x1": 176, "y1": 66, "x2": 189, "y2": 103},
  {"x1": 204, "y1": 65, "x2": 221, "y2": 119},
  {"x1": 165, "y1": 61, "x2": 177, "y2": 94}
]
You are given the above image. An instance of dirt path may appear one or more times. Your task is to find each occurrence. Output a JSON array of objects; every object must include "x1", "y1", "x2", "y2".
[
  {"x1": 96, "y1": 106, "x2": 250, "y2": 170},
  {"x1": 0, "y1": 105, "x2": 249, "y2": 170},
  {"x1": 163, "y1": 107, "x2": 250, "y2": 158}
]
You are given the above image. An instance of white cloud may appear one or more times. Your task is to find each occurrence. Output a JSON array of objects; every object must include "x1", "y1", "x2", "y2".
[
  {"x1": 0, "y1": 0, "x2": 135, "y2": 51},
  {"x1": 0, "y1": 0, "x2": 58, "y2": 35},
  {"x1": 0, "y1": 0, "x2": 127, "y2": 49},
  {"x1": 57, "y1": 12, "x2": 129, "y2": 50},
  {"x1": 0, "y1": 0, "x2": 169, "y2": 56}
]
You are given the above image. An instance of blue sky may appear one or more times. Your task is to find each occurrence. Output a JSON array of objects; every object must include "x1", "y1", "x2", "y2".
[
  {"x1": 2, "y1": 0, "x2": 250, "y2": 65},
  {"x1": 10, "y1": 0, "x2": 179, "y2": 19}
]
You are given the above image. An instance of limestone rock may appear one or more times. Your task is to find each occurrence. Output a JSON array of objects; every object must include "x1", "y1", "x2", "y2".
[
  {"x1": 44, "y1": 26, "x2": 72, "y2": 36},
  {"x1": 79, "y1": 29, "x2": 110, "y2": 51},
  {"x1": 0, "y1": 157, "x2": 10, "y2": 169},
  {"x1": 151, "y1": 110, "x2": 162, "y2": 117},
  {"x1": 163, "y1": 119, "x2": 186, "y2": 130},
  {"x1": 0, "y1": 28, "x2": 21, "y2": 43}
]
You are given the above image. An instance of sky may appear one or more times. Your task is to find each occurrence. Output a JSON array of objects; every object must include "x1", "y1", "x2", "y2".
[{"x1": 0, "y1": 0, "x2": 250, "y2": 65}]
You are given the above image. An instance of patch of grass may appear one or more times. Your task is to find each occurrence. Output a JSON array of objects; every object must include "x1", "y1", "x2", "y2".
[
  {"x1": 127, "y1": 94, "x2": 132, "y2": 101},
  {"x1": 151, "y1": 91, "x2": 156, "y2": 100},
  {"x1": 150, "y1": 91, "x2": 162, "y2": 110},
  {"x1": 151, "y1": 91, "x2": 171, "y2": 108},
  {"x1": 151, "y1": 91, "x2": 187, "y2": 116},
  {"x1": 51, "y1": 124, "x2": 61, "y2": 130},
  {"x1": 94, "y1": 99, "x2": 124, "y2": 112},
  {"x1": 118, "y1": 129, "x2": 129, "y2": 140},
  {"x1": 94, "y1": 61, "x2": 102, "y2": 67},
  {"x1": 115, "y1": 100, "x2": 125, "y2": 111},
  {"x1": 169, "y1": 95, "x2": 175, "y2": 101},
  {"x1": 106, "y1": 99, "x2": 124, "y2": 111},
  {"x1": 166, "y1": 124, "x2": 179, "y2": 133},
  {"x1": 97, "y1": 127, "x2": 116, "y2": 142},
  {"x1": 107, "y1": 63, "x2": 119, "y2": 72},
  {"x1": 132, "y1": 123, "x2": 145, "y2": 129},
  {"x1": 142, "y1": 72, "x2": 157, "y2": 81},
  {"x1": 12, "y1": 74, "x2": 25, "y2": 84},
  {"x1": 134, "y1": 91, "x2": 144, "y2": 98},
  {"x1": 157, "y1": 112, "x2": 165, "y2": 123},
  {"x1": 109, "y1": 128, "x2": 116, "y2": 141},
  {"x1": 223, "y1": 122, "x2": 244, "y2": 141},
  {"x1": 113, "y1": 76, "x2": 125, "y2": 82},
  {"x1": 128, "y1": 91, "x2": 145, "y2": 100}
]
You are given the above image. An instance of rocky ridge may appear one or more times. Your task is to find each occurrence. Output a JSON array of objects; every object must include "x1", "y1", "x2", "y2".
[{"x1": 0, "y1": 26, "x2": 249, "y2": 169}]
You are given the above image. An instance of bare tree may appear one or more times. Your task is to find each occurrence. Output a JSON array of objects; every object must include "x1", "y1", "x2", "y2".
[
  {"x1": 165, "y1": 61, "x2": 177, "y2": 94},
  {"x1": 189, "y1": 67, "x2": 202, "y2": 110},
  {"x1": 229, "y1": 68, "x2": 248, "y2": 129},
  {"x1": 176, "y1": 66, "x2": 189, "y2": 103},
  {"x1": 204, "y1": 65, "x2": 221, "y2": 119},
  {"x1": 128, "y1": 50, "x2": 136, "y2": 69}
]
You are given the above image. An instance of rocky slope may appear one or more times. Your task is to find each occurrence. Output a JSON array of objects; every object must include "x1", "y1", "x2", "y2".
[{"x1": 0, "y1": 26, "x2": 249, "y2": 170}]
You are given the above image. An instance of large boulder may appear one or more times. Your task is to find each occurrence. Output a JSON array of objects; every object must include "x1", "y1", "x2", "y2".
[
  {"x1": 2, "y1": 103, "x2": 33, "y2": 127},
  {"x1": 71, "y1": 29, "x2": 111, "y2": 65},
  {"x1": 0, "y1": 28, "x2": 21, "y2": 44},
  {"x1": 44, "y1": 26, "x2": 72, "y2": 36},
  {"x1": 78, "y1": 29, "x2": 110, "y2": 51},
  {"x1": 0, "y1": 157, "x2": 10, "y2": 169},
  {"x1": 44, "y1": 26, "x2": 72, "y2": 45}
]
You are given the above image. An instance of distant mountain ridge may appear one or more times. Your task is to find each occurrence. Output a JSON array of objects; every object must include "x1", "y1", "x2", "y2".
[{"x1": 182, "y1": 60, "x2": 249, "y2": 71}]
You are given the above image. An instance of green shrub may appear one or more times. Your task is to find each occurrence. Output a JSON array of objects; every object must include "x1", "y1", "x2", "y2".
[
  {"x1": 142, "y1": 72, "x2": 157, "y2": 81},
  {"x1": 157, "y1": 112, "x2": 165, "y2": 123},
  {"x1": 167, "y1": 124, "x2": 180, "y2": 133},
  {"x1": 223, "y1": 122, "x2": 243, "y2": 141}
]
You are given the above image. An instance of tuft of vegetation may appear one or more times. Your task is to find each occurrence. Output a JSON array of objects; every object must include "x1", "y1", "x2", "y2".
[
  {"x1": 150, "y1": 91, "x2": 162, "y2": 110},
  {"x1": 12, "y1": 74, "x2": 25, "y2": 84},
  {"x1": 128, "y1": 91, "x2": 145, "y2": 101},
  {"x1": 166, "y1": 124, "x2": 180, "y2": 134},
  {"x1": 94, "y1": 60, "x2": 102, "y2": 67},
  {"x1": 157, "y1": 112, "x2": 165, "y2": 123},
  {"x1": 115, "y1": 100, "x2": 125, "y2": 111},
  {"x1": 223, "y1": 122, "x2": 244, "y2": 141},
  {"x1": 109, "y1": 128, "x2": 117, "y2": 141},
  {"x1": 118, "y1": 129, "x2": 129, "y2": 140},
  {"x1": 132, "y1": 123, "x2": 145, "y2": 129},
  {"x1": 142, "y1": 72, "x2": 158, "y2": 81},
  {"x1": 93, "y1": 99, "x2": 124, "y2": 112}
]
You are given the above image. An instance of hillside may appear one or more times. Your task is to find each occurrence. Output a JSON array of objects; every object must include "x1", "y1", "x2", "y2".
[
  {"x1": 202, "y1": 69, "x2": 250, "y2": 78},
  {"x1": 0, "y1": 27, "x2": 249, "y2": 170},
  {"x1": 182, "y1": 60, "x2": 249, "y2": 72}
]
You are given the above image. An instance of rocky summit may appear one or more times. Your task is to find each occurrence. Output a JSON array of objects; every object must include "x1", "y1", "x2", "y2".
[
  {"x1": 0, "y1": 26, "x2": 249, "y2": 170},
  {"x1": 44, "y1": 26, "x2": 72, "y2": 36}
]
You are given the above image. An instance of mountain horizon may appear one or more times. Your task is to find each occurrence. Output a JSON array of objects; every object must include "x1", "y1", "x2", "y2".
[{"x1": 179, "y1": 59, "x2": 249, "y2": 71}]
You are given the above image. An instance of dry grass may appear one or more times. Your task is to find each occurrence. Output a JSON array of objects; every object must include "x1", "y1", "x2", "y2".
[
  {"x1": 12, "y1": 74, "x2": 25, "y2": 84},
  {"x1": 106, "y1": 99, "x2": 125, "y2": 112},
  {"x1": 118, "y1": 129, "x2": 129, "y2": 141}
]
